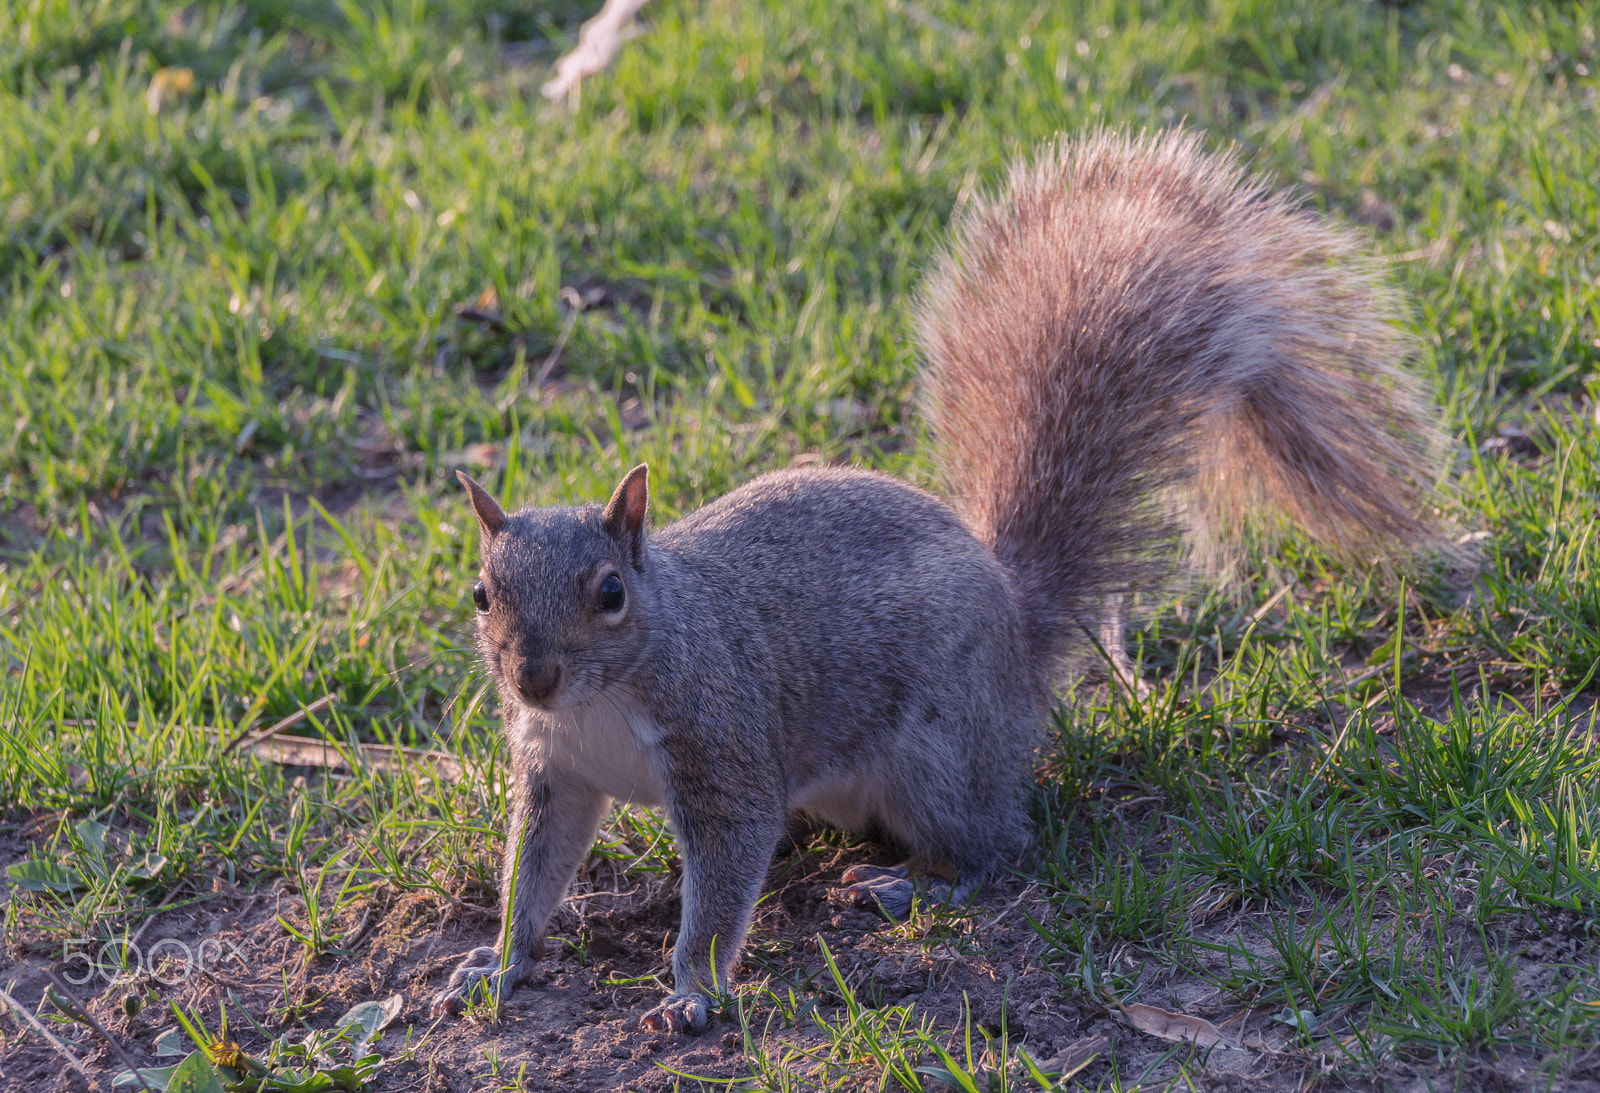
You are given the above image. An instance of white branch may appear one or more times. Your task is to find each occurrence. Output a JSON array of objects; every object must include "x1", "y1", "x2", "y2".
[{"x1": 541, "y1": 0, "x2": 652, "y2": 103}]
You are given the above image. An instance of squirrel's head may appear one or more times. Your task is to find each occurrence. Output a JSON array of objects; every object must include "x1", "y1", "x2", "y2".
[{"x1": 457, "y1": 465, "x2": 653, "y2": 713}]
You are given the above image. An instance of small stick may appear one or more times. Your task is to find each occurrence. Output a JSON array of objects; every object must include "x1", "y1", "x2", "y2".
[
  {"x1": 976, "y1": 882, "x2": 1040, "y2": 931},
  {"x1": 0, "y1": 562, "x2": 67, "y2": 619},
  {"x1": 1248, "y1": 582, "x2": 1294, "y2": 624},
  {"x1": 43, "y1": 970, "x2": 156, "y2": 1093},
  {"x1": 536, "y1": 287, "x2": 585, "y2": 385},
  {"x1": 0, "y1": 984, "x2": 95, "y2": 1087},
  {"x1": 562, "y1": 888, "x2": 637, "y2": 903},
  {"x1": 1338, "y1": 649, "x2": 1420, "y2": 691},
  {"x1": 197, "y1": 967, "x2": 256, "y2": 993},
  {"x1": 222, "y1": 692, "x2": 338, "y2": 753},
  {"x1": 888, "y1": 0, "x2": 975, "y2": 47},
  {"x1": 128, "y1": 883, "x2": 187, "y2": 950}
]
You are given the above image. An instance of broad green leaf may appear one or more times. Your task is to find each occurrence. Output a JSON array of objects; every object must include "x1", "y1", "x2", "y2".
[
  {"x1": 257, "y1": 1068, "x2": 335, "y2": 1092},
  {"x1": 165, "y1": 1052, "x2": 227, "y2": 1093},
  {"x1": 153, "y1": 1027, "x2": 188, "y2": 1057},
  {"x1": 72, "y1": 819, "x2": 112, "y2": 880},
  {"x1": 327, "y1": 1058, "x2": 384, "y2": 1090},
  {"x1": 128, "y1": 852, "x2": 170, "y2": 880},
  {"x1": 113, "y1": 1062, "x2": 181, "y2": 1089},
  {"x1": 6, "y1": 858, "x2": 84, "y2": 892},
  {"x1": 334, "y1": 993, "x2": 403, "y2": 1053},
  {"x1": 75, "y1": 819, "x2": 108, "y2": 859}
]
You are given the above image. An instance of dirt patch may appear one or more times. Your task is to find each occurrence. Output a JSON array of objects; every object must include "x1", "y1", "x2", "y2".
[
  {"x1": 0, "y1": 820, "x2": 1251, "y2": 1093},
  {"x1": 8, "y1": 804, "x2": 1600, "y2": 1092}
]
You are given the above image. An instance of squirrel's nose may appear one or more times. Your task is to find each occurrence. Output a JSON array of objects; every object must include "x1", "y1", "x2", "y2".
[{"x1": 515, "y1": 658, "x2": 564, "y2": 705}]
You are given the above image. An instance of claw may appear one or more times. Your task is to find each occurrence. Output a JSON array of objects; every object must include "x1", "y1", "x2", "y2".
[
  {"x1": 834, "y1": 863, "x2": 959, "y2": 920},
  {"x1": 640, "y1": 991, "x2": 710, "y2": 1033},
  {"x1": 839, "y1": 863, "x2": 908, "y2": 886},
  {"x1": 841, "y1": 876, "x2": 916, "y2": 919},
  {"x1": 430, "y1": 947, "x2": 530, "y2": 1017}
]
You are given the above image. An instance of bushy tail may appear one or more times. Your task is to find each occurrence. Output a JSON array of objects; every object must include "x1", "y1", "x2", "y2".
[{"x1": 915, "y1": 128, "x2": 1447, "y2": 668}]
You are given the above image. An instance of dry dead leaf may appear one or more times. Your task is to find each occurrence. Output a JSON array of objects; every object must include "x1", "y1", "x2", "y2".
[
  {"x1": 1123, "y1": 1002, "x2": 1236, "y2": 1050},
  {"x1": 147, "y1": 66, "x2": 195, "y2": 114},
  {"x1": 1030, "y1": 1033, "x2": 1108, "y2": 1079},
  {"x1": 223, "y1": 730, "x2": 470, "y2": 782},
  {"x1": 441, "y1": 442, "x2": 503, "y2": 469}
]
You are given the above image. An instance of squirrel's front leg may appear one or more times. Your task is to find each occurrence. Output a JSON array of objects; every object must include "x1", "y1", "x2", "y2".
[
  {"x1": 432, "y1": 762, "x2": 609, "y2": 1015},
  {"x1": 641, "y1": 777, "x2": 783, "y2": 1033}
]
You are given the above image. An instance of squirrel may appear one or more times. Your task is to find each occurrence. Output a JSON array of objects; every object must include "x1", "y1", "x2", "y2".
[{"x1": 430, "y1": 128, "x2": 1446, "y2": 1033}]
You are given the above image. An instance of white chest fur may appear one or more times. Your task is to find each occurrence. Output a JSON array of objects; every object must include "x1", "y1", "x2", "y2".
[{"x1": 513, "y1": 692, "x2": 667, "y2": 807}]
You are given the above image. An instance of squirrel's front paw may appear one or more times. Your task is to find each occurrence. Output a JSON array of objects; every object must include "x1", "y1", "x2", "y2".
[
  {"x1": 430, "y1": 946, "x2": 534, "y2": 1016},
  {"x1": 639, "y1": 992, "x2": 711, "y2": 1033}
]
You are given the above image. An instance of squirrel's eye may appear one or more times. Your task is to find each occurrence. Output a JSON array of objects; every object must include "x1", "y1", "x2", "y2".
[
  {"x1": 596, "y1": 574, "x2": 625, "y2": 612},
  {"x1": 472, "y1": 581, "x2": 490, "y2": 613}
]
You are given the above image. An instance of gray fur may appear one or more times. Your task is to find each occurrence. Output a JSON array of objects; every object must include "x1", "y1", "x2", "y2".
[
  {"x1": 432, "y1": 129, "x2": 1446, "y2": 1032},
  {"x1": 918, "y1": 127, "x2": 1446, "y2": 668}
]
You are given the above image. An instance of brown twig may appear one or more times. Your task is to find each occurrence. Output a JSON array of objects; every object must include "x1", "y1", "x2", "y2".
[
  {"x1": 223, "y1": 730, "x2": 468, "y2": 782},
  {"x1": 452, "y1": 304, "x2": 509, "y2": 329},
  {"x1": 197, "y1": 967, "x2": 258, "y2": 993},
  {"x1": 222, "y1": 692, "x2": 338, "y2": 753},
  {"x1": 341, "y1": 904, "x2": 376, "y2": 953},
  {"x1": 535, "y1": 287, "x2": 585, "y2": 385},
  {"x1": 0, "y1": 562, "x2": 67, "y2": 620},
  {"x1": 1338, "y1": 649, "x2": 1421, "y2": 691},
  {"x1": 561, "y1": 888, "x2": 638, "y2": 903},
  {"x1": 0, "y1": 984, "x2": 95, "y2": 1084},
  {"x1": 43, "y1": 970, "x2": 155, "y2": 1093},
  {"x1": 128, "y1": 883, "x2": 187, "y2": 951}
]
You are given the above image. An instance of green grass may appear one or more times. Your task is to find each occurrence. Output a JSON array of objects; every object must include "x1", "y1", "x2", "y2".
[{"x1": 2, "y1": 0, "x2": 1599, "y2": 1089}]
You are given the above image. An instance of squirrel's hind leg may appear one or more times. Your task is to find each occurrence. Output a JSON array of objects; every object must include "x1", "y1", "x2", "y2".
[
  {"x1": 1083, "y1": 594, "x2": 1150, "y2": 697},
  {"x1": 830, "y1": 732, "x2": 1029, "y2": 918}
]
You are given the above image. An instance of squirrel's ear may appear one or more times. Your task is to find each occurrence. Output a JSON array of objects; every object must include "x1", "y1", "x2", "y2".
[
  {"x1": 602, "y1": 463, "x2": 650, "y2": 561},
  {"x1": 456, "y1": 471, "x2": 506, "y2": 538}
]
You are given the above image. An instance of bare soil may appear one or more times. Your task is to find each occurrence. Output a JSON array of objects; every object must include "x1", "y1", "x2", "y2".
[
  {"x1": 0, "y1": 823, "x2": 1219, "y2": 1093},
  {"x1": 5, "y1": 798, "x2": 1600, "y2": 1092}
]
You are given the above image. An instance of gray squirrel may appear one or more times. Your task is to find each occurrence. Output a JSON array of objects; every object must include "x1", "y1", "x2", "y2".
[{"x1": 430, "y1": 129, "x2": 1446, "y2": 1033}]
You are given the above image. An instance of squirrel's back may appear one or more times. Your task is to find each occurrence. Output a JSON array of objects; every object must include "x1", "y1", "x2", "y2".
[
  {"x1": 653, "y1": 465, "x2": 1035, "y2": 731},
  {"x1": 650, "y1": 467, "x2": 1038, "y2": 864},
  {"x1": 916, "y1": 128, "x2": 1446, "y2": 670}
]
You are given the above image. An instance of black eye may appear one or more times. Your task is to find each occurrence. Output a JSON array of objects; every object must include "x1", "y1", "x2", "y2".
[
  {"x1": 472, "y1": 581, "x2": 490, "y2": 613},
  {"x1": 596, "y1": 574, "x2": 625, "y2": 612}
]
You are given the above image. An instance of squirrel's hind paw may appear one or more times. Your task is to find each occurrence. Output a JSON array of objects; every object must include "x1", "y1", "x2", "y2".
[
  {"x1": 640, "y1": 991, "x2": 710, "y2": 1033},
  {"x1": 839, "y1": 864, "x2": 910, "y2": 886},
  {"x1": 837, "y1": 863, "x2": 977, "y2": 919},
  {"x1": 838, "y1": 865, "x2": 931, "y2": 919}
]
